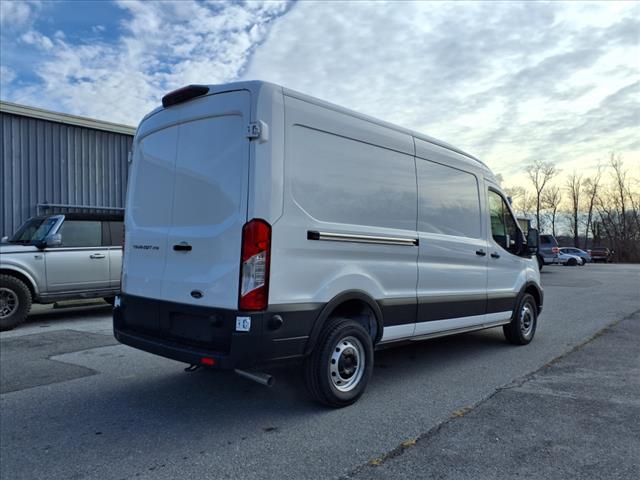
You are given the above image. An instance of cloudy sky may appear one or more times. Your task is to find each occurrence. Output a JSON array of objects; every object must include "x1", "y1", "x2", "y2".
[{"x1": 0, "y1": 0, "x2": 638, "y2": 185}]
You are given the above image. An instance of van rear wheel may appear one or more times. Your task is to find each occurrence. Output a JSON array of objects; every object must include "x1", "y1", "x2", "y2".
[
  {"x1": 0, "y1": 275, "x2": 32, "y2": 331},
  {"x1": 304, "y1": 317, "x2": 373, "y2": 408},
  {"x1": 503, "y1": 293, "x2": 537, "y2": 345}
]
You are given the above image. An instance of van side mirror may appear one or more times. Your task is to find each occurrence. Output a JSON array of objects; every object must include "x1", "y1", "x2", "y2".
[
  {"x1": 36, "y1": 233, "x2": 62, "y2": 249},
  {"x1": 527, "y1": 228, "x2": 539, "y2": 253}
]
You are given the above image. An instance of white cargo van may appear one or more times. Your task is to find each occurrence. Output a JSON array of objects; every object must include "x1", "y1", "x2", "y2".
[{"x1": 114, "y1": 81, "x2": 543, "y2": 407}]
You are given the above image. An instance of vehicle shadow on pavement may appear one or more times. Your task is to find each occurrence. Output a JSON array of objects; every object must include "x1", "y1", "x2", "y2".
[{"x1": 29, "y1": 328, "x2": 514, "y2": 423}]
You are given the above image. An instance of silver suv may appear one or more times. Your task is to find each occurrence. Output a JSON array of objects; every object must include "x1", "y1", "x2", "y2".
[{"x1": 0, "y1": 213, "x2": 123, "y2": 331}]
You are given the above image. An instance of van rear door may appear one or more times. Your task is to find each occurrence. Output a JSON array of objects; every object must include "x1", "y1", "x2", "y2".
[{"x1": 124, "y1": 90, "x2": 250, "y2": 309}]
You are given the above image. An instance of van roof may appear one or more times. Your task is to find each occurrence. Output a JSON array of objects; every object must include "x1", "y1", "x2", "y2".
[{"x1": 145, "y1": 80, "x2": 490, "y2": 172}]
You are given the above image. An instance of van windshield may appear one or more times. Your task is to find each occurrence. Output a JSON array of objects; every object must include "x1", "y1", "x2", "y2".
[{"x1": 9, "y1": 217, "x2": 58, "y2": 244}]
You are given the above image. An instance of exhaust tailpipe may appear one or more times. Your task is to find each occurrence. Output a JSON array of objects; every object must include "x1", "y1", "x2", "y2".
[{"x1": 234, "y1": 369, "x2": 275, "y2": 387}]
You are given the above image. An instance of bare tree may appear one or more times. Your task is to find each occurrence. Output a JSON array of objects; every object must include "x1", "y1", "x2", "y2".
[
  {"x1": 504, "y1": 185, "x2": 536, "y2": 218},
  {"x1": 503, "y1": 185, "x2": 525, "y2": 206},
  {"x1": 610, "y1": 154, "x2": 628, "y2": 247},
  {"x1": 542, "y1": 185, "x2": 562, "y2": 237},
  {"x1": 526, "y1": 160, "x2": 558, "y2": 231},
  {"x1": 593, "y1": 155, "x2": 640, "y2": 262},
  {"x1": 582, "y1": 165, "x2": 603, "y2": 250},
  {"x1": 566, "y1": 171, "x2": 583, "y2": 247}
]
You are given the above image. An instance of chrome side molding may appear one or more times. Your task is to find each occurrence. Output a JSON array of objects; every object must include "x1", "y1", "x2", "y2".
[{"x1": 307, "y1": 230, "x2": 418, "y2": 246}]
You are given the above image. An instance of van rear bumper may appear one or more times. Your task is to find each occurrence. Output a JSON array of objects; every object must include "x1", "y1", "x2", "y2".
[{"x1": 113, "y1": 294, "x2": 321, "y2": 369}]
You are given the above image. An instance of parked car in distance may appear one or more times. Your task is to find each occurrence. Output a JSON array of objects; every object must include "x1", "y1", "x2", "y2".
[
  {"x1": 538, "y1": 234, "x2": 560, "y2": 269},
  {"x1": 589, "y1": 247, "x2": 614, "y2": 263},
  {"x1": 557, "y1": 251, "x2": 583, "y2": 266},
  {"x1": 114, "y1": 80, "x2": 544, "y2": 407},
  {"x1": 559, "y1": 247, "x2": 591, "y2": 264},
  {"x1": 0, "y1": 213, "x2": 123, "y2": 331}
]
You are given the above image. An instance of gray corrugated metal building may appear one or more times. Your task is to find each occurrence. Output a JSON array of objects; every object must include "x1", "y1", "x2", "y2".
[{"x1": 0, "y1": 101, "x2": 136, "y2": 237}]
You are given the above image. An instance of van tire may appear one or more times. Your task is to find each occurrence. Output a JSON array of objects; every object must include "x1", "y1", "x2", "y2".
[
  {"x1": 0, "y1": 275, "x2": 32, "y2": 331},
  {"x1": 304, "y1": 317, "x2": 374, "y2": 408},
  {"x1": 503, "y1": 293, "x2": 537, "y2": 345}
]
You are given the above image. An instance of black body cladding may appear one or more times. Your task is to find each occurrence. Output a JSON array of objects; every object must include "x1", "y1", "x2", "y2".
[{"x1": 113, "y1": 285, "x2": 542, "y2": 370}]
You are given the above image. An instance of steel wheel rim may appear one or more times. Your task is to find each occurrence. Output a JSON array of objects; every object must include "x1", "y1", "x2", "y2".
[
  {"x1": 520, "y1": 302, "x2": 534, "y2": 337},
  {"x1": 329, "y1": 336, "x2": 365, "y2": 392},
  {"x1": 0, "y1": 288, "x2": 19, "y2": 319}
]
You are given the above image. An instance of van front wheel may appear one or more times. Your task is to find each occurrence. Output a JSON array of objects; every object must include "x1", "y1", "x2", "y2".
[
  {"x1": 304, "y1": 318, "x2": 373, "y2": 408},
  {"x1": 503, "y1": 293, "x2": 537, "y2": 345}
]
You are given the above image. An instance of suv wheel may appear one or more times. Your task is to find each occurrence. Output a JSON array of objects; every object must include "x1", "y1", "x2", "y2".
[
  {"x1": 0, "y1": 275, "x2": 32, "y2": 331},
  {"x1": 503, "y1": 293, "x2": 537, "y2": 345},
  {"x1": 304, "y1": 317, "x2": 374, "y2": 407}
]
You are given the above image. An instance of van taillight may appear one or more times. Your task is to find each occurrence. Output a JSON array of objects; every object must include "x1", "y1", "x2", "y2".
[{"x1": 239, "y1": 219, "x2": 271, "y2": 311}]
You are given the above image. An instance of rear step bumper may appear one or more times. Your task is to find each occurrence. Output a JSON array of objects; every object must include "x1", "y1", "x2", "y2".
[{"x1": 113, "y1": 294, "x2": 320, "y2": 369}]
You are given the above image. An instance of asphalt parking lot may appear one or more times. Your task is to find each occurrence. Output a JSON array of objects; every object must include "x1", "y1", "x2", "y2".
[{"x1": 1, "y1": 264, "x2": 639, "y2": 480}]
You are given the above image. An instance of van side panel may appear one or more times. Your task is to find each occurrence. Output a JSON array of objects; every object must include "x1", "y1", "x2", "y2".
[
  {"x1": 271, "y1": 95, "x2": 418, "y2": 331},
  {"x1": 413, "y1": 139, "x2": 489, "y2": 337}
]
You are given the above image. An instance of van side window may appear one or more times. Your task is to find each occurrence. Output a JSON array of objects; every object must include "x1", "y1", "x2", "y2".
[
  {"x1": 58, "y1": 220, "x2": 102, "y2": 247},
  {"x1": 417, "y1": 159, "x2": 481, "y2": 238},
  {"x1": 488, "y1": 190, "x2": 519, "y2": 253}
]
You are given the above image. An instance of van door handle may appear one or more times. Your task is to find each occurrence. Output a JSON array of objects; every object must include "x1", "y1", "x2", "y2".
[
  {"x1": 475, "y1": 249, "x2": 486, "y2": 256},
  {"x1": 491, "y1": 252, "x2": 501, "y2": 259},
  {"x1": 90, "y1": 253, "x2": 106, "y2": 259},
  {"x1": 173, "y1": 243, "x2": 192, "y2": 252}
]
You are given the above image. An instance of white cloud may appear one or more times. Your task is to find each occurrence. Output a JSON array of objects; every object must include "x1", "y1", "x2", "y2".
[
  {"x1": 1, "y1": 0, "x2": 637, "y2": 187},
  {"x1": 0, "y1": 65, "x2": 16, "y2": 87},
  {"x1": 5, "y1": 0, "x2": 290, "y2": 125},
  {"x1": 20, "y1": 30, "x2": 53, "y2": 50},
  {"x1": 244, "y1": 1, "x2": 639, "y2": 184},
  {"x1": 0, "y1": 0, "x2": 40, "y2": 29}
]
